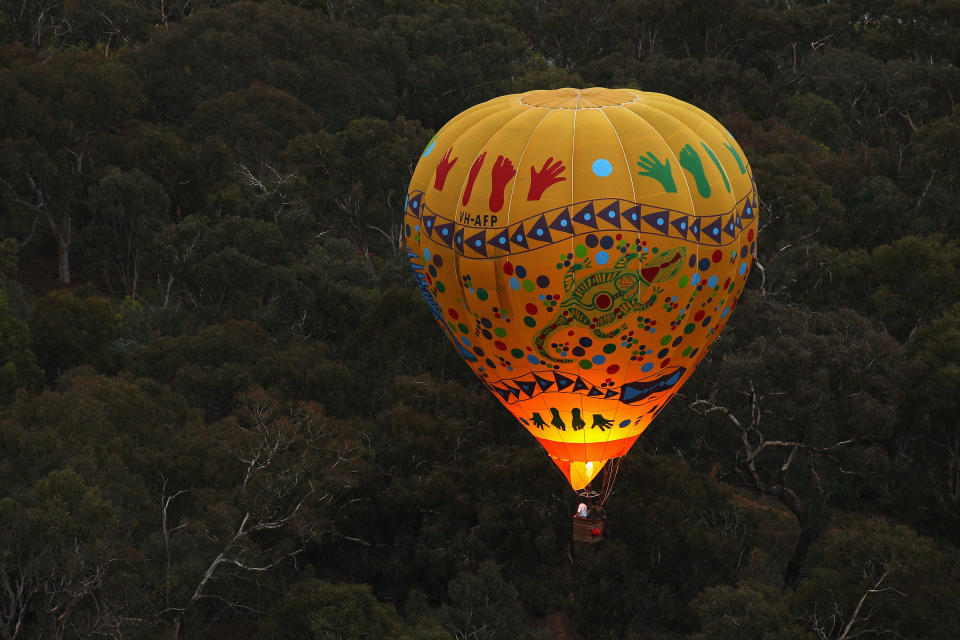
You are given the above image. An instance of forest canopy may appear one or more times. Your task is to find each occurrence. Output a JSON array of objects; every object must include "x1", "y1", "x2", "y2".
[{"x1": 2, "y1": 1, "x2": 960, "y2": 638}]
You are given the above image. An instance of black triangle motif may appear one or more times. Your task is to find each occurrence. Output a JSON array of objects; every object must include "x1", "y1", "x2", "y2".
[
  {"x1": 689, "y1": 218, "x2": 701, "y2": 241},
  {"x1": 454, "y1": 228, "x2": 465, "y2": 253},
  {"x1": 516, "y1": 379, "x2": 538, "y2": 398},
  {"x1": 587, "y1": 387, "x2": 603, "y2": 397},
  {"x1": 493, "y1": 386, "x2": 512, "y2": 402},
  {"x1": 434, "y1": 221, "x2": 455, "y2": 246},
  {"x1": 533, "y1": 374, "x2": 554, "y2": 391},
  {"x1": 466, "y1": 230, "x2": 487, "y2": 256},
  {"x1": 572, "y1": 202, "x2": 598, "y2": 228},
  {"x1": 573, "y1": 377, "x2": 589, "y2": 392},
  {"x1": 703, "y1": 217, "x2": 723, "y2": 243},
  {"x1": 741, "y1": 200, "x2": 755, "y2": 219},
  {"x1": 510, "y1": 224, "x2": 529, "y2": 249},
  {"x1": 671, "y1": 215, "x2": 689, "y2": 238},
  {"x1": 423, "y1": 215, "x2": 436, "y2": 237},
  {"x1": 407, "y1": 192, "x2": 423, "y2": 217},
  {"x1": 622, "y1": 204, "x2": 642, "y2": 230},
  {"x1": 598, "y1": 201, "x2": 621, "y2": 228},
  {"x1": 554, "y1": 373, "x2": 574, "y2": 391},
  {"x1": 489, "y1": 227, "x2": 510, "y2": 251},
  {"x1": 528, "y1": 215, "x2": 553, "y2": 244},
  {"x1": 723, "y1": 214, "x2": 736, "y2": 239},
  {"x1": 550, "y1": 207, "x2": 574, "y2": 234},
  {"x1": 642, "y1": 210, "x2": 670, "y2": 235}
]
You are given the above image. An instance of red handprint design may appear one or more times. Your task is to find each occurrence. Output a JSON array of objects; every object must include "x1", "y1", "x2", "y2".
[
  {"x1": 527, "y1": 157, "x2": 567, "y2": 201},
  {"x1": 461, "y1": 151, "x2": 487, "y2": 206},
  {"x1": 433, "y1": 147, "x2": 458, "y2": 191},
  {"x1": 488, "y1": 155, "x2": 516, "y2": 212}
]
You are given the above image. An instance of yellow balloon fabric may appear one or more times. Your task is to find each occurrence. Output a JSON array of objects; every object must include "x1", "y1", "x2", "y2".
[{"x1": 404, "y1": 88, "x2": 757, "y2": 490}]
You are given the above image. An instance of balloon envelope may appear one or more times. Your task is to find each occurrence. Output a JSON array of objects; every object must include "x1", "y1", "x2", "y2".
[{"x1": 404, "y1": 88, "x2": 756, "y2": 490}]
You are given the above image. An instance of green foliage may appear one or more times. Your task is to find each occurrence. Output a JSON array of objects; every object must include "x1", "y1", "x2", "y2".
[
  {"x1": 440, "y1": 561, "x2": 526, "y2": 640},
  {"x1": 792, "y1": 518, "x2": 960, "y2": 639},
  {"x1": 283, "y1": 117, "x2": 431, "y2": 254},
  {"x1": 0, "y1": 237, "x2": 17, "y2": 278},
  {"x1": 0, "y1": 468, "x2": 128, "y2": 639},
  {"x1": 0, "y1": 48, "x2": 144, "y2": 281},
  {"x1": 689, "y1": 581, "x2": 811, "y2": 640},
  {"x1": 28, "y1": 290, "x2": 118, "y2": 379},
  {"x1": 84, "y1": 166, "x2": 170, "y2": 296},
  {"x1": 257, "y1": 578, "x2": 446, "y2": 640},
  {"x1": 811, "y1": 235, "x2": 960, "y2": 340},
  {"x1": 0, "y1": 288, "x2": 42, "y2": 398},
  {"x1": 894, "y1": 303, "x2": 960, "y2": 533},
  {"x1": 129, "y1": 1, "x2": 391, "y2": 126},
  {"x1": 365, "y1": 3, "x2": 528, "y2": 126},
  {"x1": 190, "y1": 81, "x2": 321, "y2": 165},
  {"x1": 783, "y1": 92, "x2": 848, "y2": 149}
]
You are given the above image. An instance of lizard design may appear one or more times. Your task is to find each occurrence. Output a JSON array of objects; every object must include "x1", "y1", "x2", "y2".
[{"x1": 534, "y1": 247, "x2": 687, "y2": 363}]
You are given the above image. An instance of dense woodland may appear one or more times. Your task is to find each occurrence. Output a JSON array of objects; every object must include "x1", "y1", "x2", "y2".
[{"x1": 2, "y1": 0, "x2": 960, "y2": 638}]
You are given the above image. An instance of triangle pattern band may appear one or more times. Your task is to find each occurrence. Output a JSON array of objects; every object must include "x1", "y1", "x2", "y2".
[
  {"x1": 479, "y1": 366, "x2": 689, "y2": 406},
  {"x1": 404, "y1": 183, "x2": 757, "y2": 258}
]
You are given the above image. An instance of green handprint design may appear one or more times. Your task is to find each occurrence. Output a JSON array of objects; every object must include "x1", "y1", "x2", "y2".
[
  {"x1": 636, "y1": 152, "x2": 677, "y2": 193},
  {"x1": 701, "y1": 142, "x2": 731, "y2": 193},
  {"x1": 591, "y1": 414, "x2": 614, "y2": 431},
  {"x1": 723, "y1": 141, "x2": 747, "y2": 174},
  {"x1": 531, "y1": 412, "x2": 547, "y2": 429},
  {"x1": 571, "y1": 408, "x2": 586, "y2": 431},
  {"x1": 678, "y1": 144, "x2": 711, "y2": 198},
  {"x1": 550, "y1": 408, "x2": 566, "y2": 431}
]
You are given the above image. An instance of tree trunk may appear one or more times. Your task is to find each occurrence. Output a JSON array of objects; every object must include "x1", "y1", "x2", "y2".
[
  {"x1": 45, "y1": 212, "x2": 71, "y2": 284},
  {"x1": 783, "y1": 516, "x2": 824, "y2": 587},
  {"x1": 58, "y1": 237, "x2": 70, "y2": 284},
  {"x1": 772, "y1": 483, "x2": 828, "y2": 587}
]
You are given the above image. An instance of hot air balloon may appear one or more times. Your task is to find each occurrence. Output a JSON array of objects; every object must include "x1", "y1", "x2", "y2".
[{"x1": 404, "y1": 88, "x2": 756, "y2": 508}]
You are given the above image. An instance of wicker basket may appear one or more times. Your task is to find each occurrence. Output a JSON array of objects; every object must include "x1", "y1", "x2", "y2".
[{"x1": 572, "y1": 517, "x2": 604, "y2": 543}]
